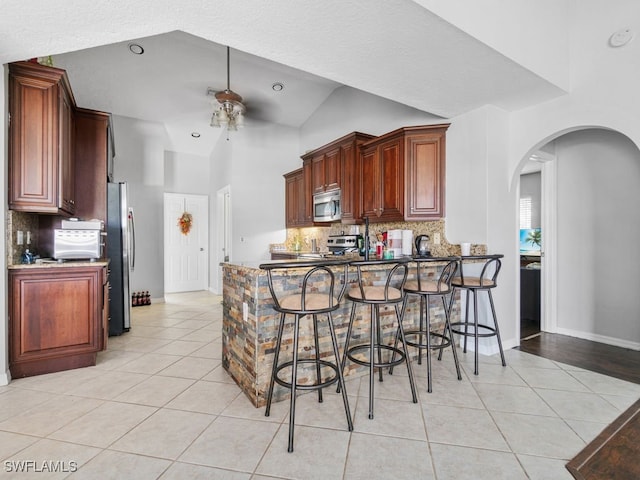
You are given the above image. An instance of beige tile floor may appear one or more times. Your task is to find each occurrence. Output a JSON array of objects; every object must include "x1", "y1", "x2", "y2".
[{"x1": 1, "y1": 290, "x2": 639, "y2": 479}]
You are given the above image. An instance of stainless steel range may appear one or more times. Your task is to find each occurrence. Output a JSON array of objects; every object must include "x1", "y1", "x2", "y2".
[{"x1": 327, "y1": 234, "x2": 361, "y2": 255}]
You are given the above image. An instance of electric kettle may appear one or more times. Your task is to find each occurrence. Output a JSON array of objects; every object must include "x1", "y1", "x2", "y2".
[{"x1": 415, "y1": 235, "x2": 431, "y2": 257}]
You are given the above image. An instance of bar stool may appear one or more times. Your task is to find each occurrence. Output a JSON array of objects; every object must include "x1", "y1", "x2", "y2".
[
  {"x1": 340, "y1": 258, "x2": 417, "y2": 420},
  {"x1": 394, "y1": 256, "x2": 462, "y2": 393},
  {"x1": 260, "y1": 259, "x2": 352, "y2": 452},
  {"x1": 449, "y1": 254, "x2": 506, "y2": 375}
]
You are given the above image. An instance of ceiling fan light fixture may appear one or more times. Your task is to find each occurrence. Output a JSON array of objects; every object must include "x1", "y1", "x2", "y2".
[{"x1": 208, "y1": 46, "x2": 246, "y2": 133}]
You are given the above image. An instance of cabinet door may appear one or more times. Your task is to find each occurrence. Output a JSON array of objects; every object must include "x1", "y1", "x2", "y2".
[
  {"x1": 75, "y1": 109, "x2": 109, "y2": 221},
  {"x1": 285, "y1": 171, "x2": 301, "y2": 227},
  {"x1": 8, "y1": 69, "x2": 58, "y2": 211},
  {"x1": 9, "y1": 267, "x2": 102, "y2": 377},
  {"x1": 311, "y1": 153, "x2": 325, "y2": 194},
  {"x1": 60, "y1": 86, "x2": 76, "y2": 215},
  {"x1": 302, "y1": 160, "x2": 314, "y2": 225},
  {"x1": 405, "y1": 130, "x2": 446, "y2": 220},
  {"x1": 360, "y1": 146, "x2": 380, "y2": 219},
  {"x1": 341, "y1": 143, "x2": 358, "y2": 222},
  {"x1": 378, "y1": 137, "x2": 404, "y2": 222},
  {"x1": 323, "y1": 147, "x2": 341, "y2": 191},
  {"x1": 8, "y1": 62, "x2": 76, "y2": 215}
]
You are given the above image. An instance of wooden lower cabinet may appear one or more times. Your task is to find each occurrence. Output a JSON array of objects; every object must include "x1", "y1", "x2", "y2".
[{"x1": 9, "y1": 265, "x2": 108, "y2": 378}]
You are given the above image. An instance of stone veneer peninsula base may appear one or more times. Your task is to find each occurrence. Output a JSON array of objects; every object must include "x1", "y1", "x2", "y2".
[{"x1": 221, "y1": 260, "x2": 456, "y2": 408}]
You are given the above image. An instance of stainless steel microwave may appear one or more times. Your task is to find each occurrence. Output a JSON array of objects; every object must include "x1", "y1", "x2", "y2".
[{"x1": 313, "y1": 190, "x2": 341, "y2": 222}]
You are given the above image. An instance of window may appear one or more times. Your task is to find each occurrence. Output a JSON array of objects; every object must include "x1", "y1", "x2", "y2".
[{"x1": 520, "y1": 197, "x2": 532, "y2": 229}]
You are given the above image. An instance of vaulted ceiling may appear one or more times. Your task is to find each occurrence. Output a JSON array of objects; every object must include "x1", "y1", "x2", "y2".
[{"x1": 2, "y1": 1, "x2": 569, "y2": 155}]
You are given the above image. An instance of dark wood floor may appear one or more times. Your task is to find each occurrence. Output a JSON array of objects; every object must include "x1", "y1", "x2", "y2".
[{"x1": 517, "y1": 332, "x2": 640, "y2": 385}]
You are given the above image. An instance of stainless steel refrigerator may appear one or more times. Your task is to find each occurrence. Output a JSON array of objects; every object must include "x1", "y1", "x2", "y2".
[{"x1": 107, "y1": 182, "x2": 135, "y2": 336}]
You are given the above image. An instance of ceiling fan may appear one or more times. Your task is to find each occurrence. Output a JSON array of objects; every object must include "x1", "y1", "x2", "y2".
[{"x1": 207, "y1": 46, "x2": 246, "y2": 131}]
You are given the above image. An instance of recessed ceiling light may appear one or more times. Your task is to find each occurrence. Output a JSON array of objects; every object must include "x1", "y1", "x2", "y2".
[
  {"x1": 128, "y1": 43, "x2": 144, "y2": 55},
  {"x1": 191, "y1": 132, "x2": 201, "y2": 138},
  {"x1": 272, "y1": 82, "x2": 284, "y2": 92}
]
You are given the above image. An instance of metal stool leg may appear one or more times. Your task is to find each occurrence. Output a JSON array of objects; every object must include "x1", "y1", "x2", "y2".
[
  {"x1": 473, "y1": 289, "x2": 479, "y2": 375},
  {"x1": 375, "y1": 305, "x2": 383, "y2": 383},
  {"x1": 418, "y1": 296, "x2": 425, "y2": 365},
  {"x1": 424, "y1": 295, "x2": 433, "y2": 393},
  {"x1": 444, "y1": 295, "x2": 462, "y2": 380},
  {"x1": 487, "y1": 290, "x2": 507, "y2": 367},
  {"x1": 287, "y1": 313, "x2": 301, "y2": 452},
  {"x1": 368, "y1": 304, "x2": 376, "y2": 419},
  {"x1": 327, "y1": 311, "x2": 353, "y2": 431},
  {"x1": 395, "y1": 301, "x2": 418, "y2": 403},
  {"x1": 266, "y1": 312, "x2": 286, "y2": 417},
  {"x1": 337, "y1": 303, "x2": 358, "y2": 394},
  {"x1": 463, "y1": 288, "x2": 471, "y2": 353},
  {"x1": 312, "y1": 313, "x2": 323, "y2": 403},
  {"x1": 388, "y1": 296, "x2": 408, "y2": 375}
]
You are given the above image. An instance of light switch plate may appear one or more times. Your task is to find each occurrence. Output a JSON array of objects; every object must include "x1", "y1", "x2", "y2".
[{"x1": 16, "y1": 230, "x2": 24, "y2": 245}]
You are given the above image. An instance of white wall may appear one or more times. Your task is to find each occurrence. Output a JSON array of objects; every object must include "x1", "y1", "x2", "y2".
[
  {"x1": 300, "y1": 86, "x2": 441, "y2": 151},
  {"x1": 226, "y1": 122, "x2": 300, "y2": 262},
  {"x1": 417, "y1": 0, "x2": 571, "y2": 90},
  {"x1": 164, "y1": 151, "x2": 211, "y2": 195},
  {"x1": 555, "y1": 129, "x2": 640, "y2": 347},
  {"x1": 111, "y1": 115, "x2": 168, "y2": 299}
]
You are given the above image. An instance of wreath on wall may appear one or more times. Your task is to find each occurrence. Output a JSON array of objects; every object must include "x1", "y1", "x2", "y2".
[{"x1": 178, "y1": 212, "x2": 193, "y2": 235}]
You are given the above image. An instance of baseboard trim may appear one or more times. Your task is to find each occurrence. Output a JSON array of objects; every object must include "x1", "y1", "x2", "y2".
[{"x1": 555, "y1": 328, "x2": 640, "y2": 351}]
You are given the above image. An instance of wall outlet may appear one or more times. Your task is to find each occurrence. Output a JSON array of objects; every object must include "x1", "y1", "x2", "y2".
[
  {"x1": 242, "y1": 302, "x2": 248, "y2": 321},
  {"x1": 16, "y1": 230, "x2": 24, "y2": 245},
  {"x1": 433, "y1": 232, "x2": 441, "y2": 245}
]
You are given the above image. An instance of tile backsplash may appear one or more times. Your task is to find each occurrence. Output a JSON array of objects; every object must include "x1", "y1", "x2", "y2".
[
  {"x1": 277, "y1": 219, "x2": 486, "y2": 256},
  {"x1": 7, "y1": 211, "x2": 40, "y2": 265}
]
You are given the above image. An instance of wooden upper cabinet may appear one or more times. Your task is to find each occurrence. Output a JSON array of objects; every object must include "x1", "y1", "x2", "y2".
[
  {"x1": 405, "y1": 126, "x2": 448, "y2": 220},
  {"x1": 284, "y1": 168, "x2": 305, "y2": 228},
  {"x1": 309, "y1": 146, "x2": 341, "y2": 194},
  {"x1": 8, "y1": 61, "x2": 77, "y2": 215},
  {"x1": 75, "y1": 108, "x2": 111, "y2": 222},
  {"x1": 302, "y1": 132, "x2": 374, "y2": 223},
  {"x1": 360, "y1": 135, "x2": 404, "y2": 222},
  {"x1": 359, "y1": 124, "x2": 449, "y2": 223}
]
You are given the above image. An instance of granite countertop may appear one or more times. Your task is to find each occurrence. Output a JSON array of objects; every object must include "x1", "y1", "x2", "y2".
[
  {"x1": 222, "y1": 254, "x2": 459, "y2": 272},
  {"x1": 8, "y1": 259, "x2": 109, "y2": 270}
]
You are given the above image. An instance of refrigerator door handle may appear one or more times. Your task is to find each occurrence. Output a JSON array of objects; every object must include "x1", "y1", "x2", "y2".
[{"x1": 128, "y1": 208, "x2": 136, "y2": 271}]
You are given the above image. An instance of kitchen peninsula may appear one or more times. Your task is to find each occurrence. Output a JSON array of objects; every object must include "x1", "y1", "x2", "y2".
[{"x1": 221, "y1": 257, "x2": 457, "y2": 407}]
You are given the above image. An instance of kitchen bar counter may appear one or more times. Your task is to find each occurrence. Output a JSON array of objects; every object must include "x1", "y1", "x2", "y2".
[{"x1": 221, "y1": 257, "x2": 458, "y2": 407}]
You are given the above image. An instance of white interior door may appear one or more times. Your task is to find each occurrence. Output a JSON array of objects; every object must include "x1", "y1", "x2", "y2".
[{"x1": 164, "y1": 193, "x2": 209, "y2": 293}]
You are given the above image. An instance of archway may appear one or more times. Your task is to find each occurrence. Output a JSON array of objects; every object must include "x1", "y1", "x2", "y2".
[{"x1": 513, "y1": 127, "x2": 640, "y2": 350}]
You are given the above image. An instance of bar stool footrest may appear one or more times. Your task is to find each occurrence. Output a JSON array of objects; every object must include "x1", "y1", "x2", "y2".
[
  {"x1": 346, "y1": 344, "x2": 406, "y2": 369},
  {"x1": 450, "y1": 322, "x2": 498, "y2": 338},
  {"x1": 274, "y1": 359, "x2": 340, "y2": 391},
  {"x1": 404, "y1": 329, "x2": 452, "y2": 350}
]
